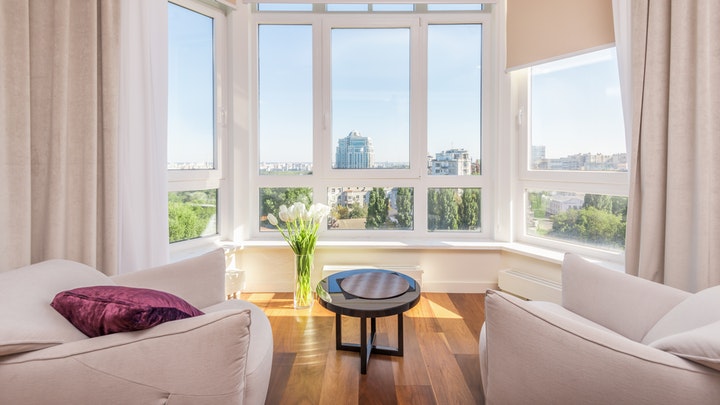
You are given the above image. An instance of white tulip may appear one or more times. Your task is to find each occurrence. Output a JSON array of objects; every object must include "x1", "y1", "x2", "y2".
[
  {"x1": 278, "y1": 205, "x2": 290, "y2": 222},
  {"x1": 267, "y1": 213, "x2": 278, "y2": 226},
  {"x1": 308, "y1": 204, "x2": 319, "y2": 221},
  {"x1": 292, "y1": 202, "x2": 307, "y2": 221},
  {"x1": 310, "y1": 203, "x2": 331, "y2": 223}
]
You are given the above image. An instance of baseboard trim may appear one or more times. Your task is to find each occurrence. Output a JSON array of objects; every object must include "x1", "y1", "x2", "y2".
[
  {"x1": 421, "y1": 282, "x2": 497, "y2": 293},
  {"x1": 243, "y1": 281, "x2": 497, "y2": 294}
]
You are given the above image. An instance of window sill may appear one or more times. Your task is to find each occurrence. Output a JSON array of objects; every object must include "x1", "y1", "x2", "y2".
[
  {"x1": 171, "y1": 237, "x2": 625, "y2": 270},
  {"x1": 234, "y1": 239, "x2": 568, "y2": 265}
]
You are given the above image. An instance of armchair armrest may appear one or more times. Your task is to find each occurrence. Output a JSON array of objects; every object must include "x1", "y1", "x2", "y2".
[
  {"x1": 562, "y1": 253, "x2": 690, "y2": 341},
  {"x1": 111, "y1": 248, "x2": 226, "y2": 309},
  {"x1": 0, "y1": 310, "x2": 252, "y2": 405},
  {"x1": 482, "y1": 290, "x2": 720, "y2": 404}
]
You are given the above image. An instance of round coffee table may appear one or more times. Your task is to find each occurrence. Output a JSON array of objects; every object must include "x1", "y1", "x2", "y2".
[{"x1": 316, "y1": 269, "x2": 421, "y2": 374}]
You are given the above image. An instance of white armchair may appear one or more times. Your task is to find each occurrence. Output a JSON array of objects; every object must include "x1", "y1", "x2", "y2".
[
  {"x1": 480, "y1": 253, "x2": 720, "y2": 404},
  {"x1": 0, "y1": 248, "x2": 273, "y2": 405}
]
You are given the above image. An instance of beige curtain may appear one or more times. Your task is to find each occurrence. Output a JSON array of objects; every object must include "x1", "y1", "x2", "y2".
[
  {"x1": 0, "y1": 0, "x2": 120, "y2": 275},
  {"x1": 626, "y1": 1, "x2": 720, "y2": 292}
]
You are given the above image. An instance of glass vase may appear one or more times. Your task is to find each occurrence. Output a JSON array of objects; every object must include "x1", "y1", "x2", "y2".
[{"x1": 294, "y1": 253, "x2": 314, "y2": 309}]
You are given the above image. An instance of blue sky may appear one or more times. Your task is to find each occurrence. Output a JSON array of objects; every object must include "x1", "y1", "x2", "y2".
[
  {"x1": 531, "y1": 47, "x2": 625, "y2": 158},
  {"x1": 169, "y1": 6, "x2": 625, "y2": 167},
  {"x1": 168, "y1": 3, "x2": 215, "y2": 166},
  {"x1": 258, "y1": 24, "x2": 484, "y2": 165}
]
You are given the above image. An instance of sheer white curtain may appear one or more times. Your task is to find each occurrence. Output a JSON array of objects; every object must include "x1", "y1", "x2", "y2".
[
  {"x1": 612, "y1": 0, "x2": 632, "y2": 166},
  {"x1": 118, "y1": 0, "x2": 169, "y2": 273}
]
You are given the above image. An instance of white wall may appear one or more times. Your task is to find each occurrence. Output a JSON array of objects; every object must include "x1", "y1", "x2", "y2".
[{"x1": 234, "y1": 245, "x2": 562, "y2": 293}]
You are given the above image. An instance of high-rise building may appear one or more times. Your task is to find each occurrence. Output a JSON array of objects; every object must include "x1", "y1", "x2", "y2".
[
  {"x1": 335, "y1": 130, "x2": 375, "y2": 169},
  {"x1": 531, "y1": 145, "x2": 546, "y2": 168},
  {"x1": 429, "y1": 148, "x2": 472, "y2": 175}
]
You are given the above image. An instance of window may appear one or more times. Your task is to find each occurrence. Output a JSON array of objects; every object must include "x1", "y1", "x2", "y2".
[
  {"x1": 251, "y1": 6, "x2": 493, "y2": 239},
  {"x1": 258, "y1": 24, "x2": 313, "y2": 175},
  {"x1": 427, "y1": 24, "x2": 482, "y2": 176},
  {"x1": 331, "y1": 28, "x2": 410, "y2": 170},
  {"x1": 529, "y1": 48, "x2": 626, "y2": 173},
  {"x1": 328, "y1": 187, "x2": 414, "y2": 230},
  {"x1": 517, "y1": 48, "x2": 628, "y2": 255},
  {"x1": 169, "y1": 190, "x2": 218, "y2": 243},
  {"x1": 167, "y1": 0, "x2": 226, "y2": 244}
]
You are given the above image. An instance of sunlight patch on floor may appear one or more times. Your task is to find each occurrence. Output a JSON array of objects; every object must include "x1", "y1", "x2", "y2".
[{"x1": 425, "y1": 298, "x2": 463, "y2": 319}]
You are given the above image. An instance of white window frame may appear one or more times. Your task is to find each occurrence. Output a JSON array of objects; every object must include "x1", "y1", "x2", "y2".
[
  {"x1": 168, "y1": 0, "x2": 229, "y2": 251},
  {"x1": 247, "y1": 6, "x2": 497, "y2": 242},
  {"x1": 512, "y1": 60, "x2": 629, "y2": 263}
]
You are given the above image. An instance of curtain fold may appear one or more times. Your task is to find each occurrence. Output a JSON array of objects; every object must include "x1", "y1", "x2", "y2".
[
  {"x1": 117, "y1": 0, "x2": 169, "y2": 273},
  {"x1": 626, "y1": 0, "x2": 720, "y2": 292},
  {"x1": 0, "y1": 1, "x2": 32, "y2": 271},
  {"x1": 612, "y1": 0, "x2": 632, "y2": 165},
  {"x1": 1, "y1": 0, "x2": 120, "y2": 274}
]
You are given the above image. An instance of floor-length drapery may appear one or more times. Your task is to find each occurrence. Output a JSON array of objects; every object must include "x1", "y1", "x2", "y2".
[
  {"x1": 612, "y1": 0, "x2": 632, "y2": 163},
  {"x1": 117, "y1": 0, "x2": 169, "y2": 274},
  {"x1": 0, "y1": 1, "x2": 32, "y2": 271},
  {"x1": 0, "y1": 0, "x2": 120, "y2": 274},
  {"x1": 626, "y1": 0, "x2": 720, "y2": 292}
]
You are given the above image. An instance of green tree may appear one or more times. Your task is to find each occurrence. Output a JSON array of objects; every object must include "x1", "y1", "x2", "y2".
[
  {"x1": 365, "y1": 187, "x2": 389, "y2": 229},
  {"x1": 583, "y1": 194, "x2": 612, "y2": 212},
  {"x1": 551, "y1": 206, "x2": 625, "y2": 247},
  {"x1": 611, "y1": 196, "x2": 628, "y2": 220},
  {"x1": 528, "y1": 191, "x2": 548, "y2": 218},
  {"x1": 333, "y1": 205, "x2": 350, "y2": 220},
  {"x1": 428, "y1": 188, "x2": 459, "y2": 230},
  {"x1": 427, "y1": 189, "x2": 440, "y2": 230},
  {"x1": 458, "y1": 188, "x2": 480, "y2": 230},
  {"x1": 260, "y1": 187, "x2": 312, "y2": 218},
  {"x1": 168, "y1": 190, "x2": 216, "y2": 243},
  {"x1": 348, "y1": 202, "x2": 367, "y2": 219},
  {"x1": 395, "y1": 187, "x2": 413, "y2": 229}
]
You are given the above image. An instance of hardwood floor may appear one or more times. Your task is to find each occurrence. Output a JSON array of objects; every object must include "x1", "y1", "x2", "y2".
[{"x1": 241, "y1": 292, "x2": 486, "y2": 405}]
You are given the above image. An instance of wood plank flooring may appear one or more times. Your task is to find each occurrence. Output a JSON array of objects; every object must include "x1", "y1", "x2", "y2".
[{"x1": 241, "y1": 292, "x2": 486, "y2": 405}]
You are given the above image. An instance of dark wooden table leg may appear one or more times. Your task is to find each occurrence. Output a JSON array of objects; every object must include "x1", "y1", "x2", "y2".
[
  {"x1": 335, "y1": 313, "x2": 342, "y2": 350},
  {"x1": 360, "y1": 316, "x2": 368, "y2": 374},
  {"x1": 397, "y1": 313, "x2": 404, "y2": 356}
]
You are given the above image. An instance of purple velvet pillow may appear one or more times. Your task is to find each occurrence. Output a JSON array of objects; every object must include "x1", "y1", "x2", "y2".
[{"x1": 51, "y1": 286, "x2": 204, "y2": 338}]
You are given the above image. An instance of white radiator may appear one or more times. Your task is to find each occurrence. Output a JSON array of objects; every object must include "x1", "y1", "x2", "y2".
[
  {"x1": 498, "y1": 268, "x2": 561, "y2": 304},
  {"x1": 322, "y1": 265, "x2": 423, "y2": 287}
]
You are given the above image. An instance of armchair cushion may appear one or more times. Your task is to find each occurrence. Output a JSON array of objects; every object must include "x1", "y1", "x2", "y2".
[
  {"x1": 111, "y1": 248, "x2": 226, "y2": 309},
  {"x1": 641, "y1": 285, "x2": 720, "y2": 344},
  {"x1": 0, "y1": 260, "x2": 114, "y2": 356},
  {"x1": 1, "y1": 309, "x2": 253, "y2": 404},
  {"x1": 51, "y1": 286, "x2": 204, "y2": 337},
  {"x1": 650, "y1": 320, "x2": 720, "y2": 371},
  {"x1": 562, "y1": 253, "x2": 690, "y2": 342}
]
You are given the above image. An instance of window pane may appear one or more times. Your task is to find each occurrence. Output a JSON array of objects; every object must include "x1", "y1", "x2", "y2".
[
  {"x1": 169, "y1": 190, "x2": 218, "y2": 243},
  {"x1": 328, "y1": 187, "x2": 414, "y2": 230},
  {"x1": 530, "y1": 48, "x2": 626, "y2": 171},
  {"x1": 257, "y1": 3, "x2": 313, "y2": 12},
  {"x1": 427, "y1": 188, "x2": 481, "y2": 231},
  {"x1": 259, "y1": 187, "x2": 313, "y2": 231},
  {"x1": 258, "y1": 25, "x2": 313, "y2": 175},
  {"x1": 428, "y1": 24, "x2": 482, "y2": 176},
  {"x1": 168, "y1": 3, "x2": 215, "y2": 170},
  {"x1": 332, "y1": 28, "x2": 410, "y2": 169},
  {"x1": 327, "y1": 4, "x2": 369, "y2": 12},
  {"x1": 526, "y1": 190, "x2": 627, "y2": 251},
  {"x1": 427, "y1": 4, "x2": 483, "y2": 11},
  {"x1": 372, "y1": 4, "x2": 414, "y2": 12}
]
